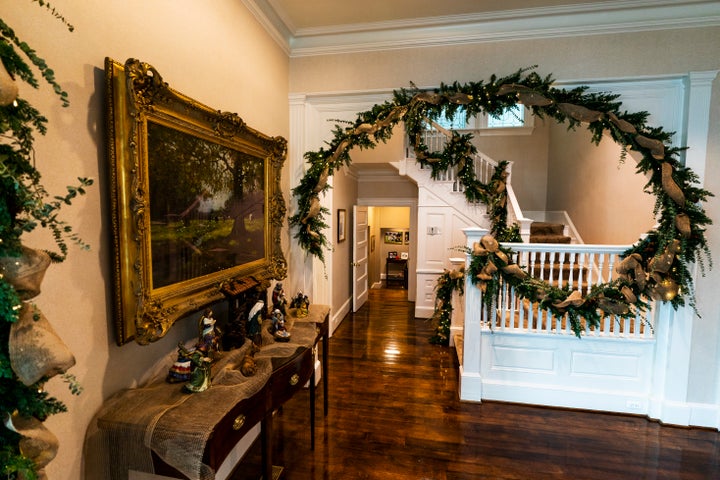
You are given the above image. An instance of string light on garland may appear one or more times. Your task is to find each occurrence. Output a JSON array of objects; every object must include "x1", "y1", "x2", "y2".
[{"x1": 290, "y1": 66, "x2": 713, "y2": 340}]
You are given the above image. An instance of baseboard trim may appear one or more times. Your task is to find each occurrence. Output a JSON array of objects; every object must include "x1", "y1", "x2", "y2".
[{"x1": 331, "y1": 297, "x2": 351, "y2": 336}]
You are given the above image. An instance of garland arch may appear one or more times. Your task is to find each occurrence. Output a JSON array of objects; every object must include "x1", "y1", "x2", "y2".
[{"x1": 289, "y1": 67, "x2": 713, "y2": 339}]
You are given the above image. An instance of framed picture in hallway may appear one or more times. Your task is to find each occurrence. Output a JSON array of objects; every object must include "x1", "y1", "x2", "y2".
[
  {"x1": 384, "y1": 230, "x2": 403, "y2": 244},
  {"x1": 105, "y1": 57, "x2": 287, "y2": 345},
  {"x1": 337, "y1": 209, "x2": 346, "y2": 243},
  {"x1": 404, "y1": 231, "x2": 410, "y2": 244}
]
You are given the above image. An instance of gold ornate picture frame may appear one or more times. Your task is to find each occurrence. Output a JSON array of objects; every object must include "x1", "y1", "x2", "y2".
[{"x1": 105, "y1": 58, "x2": 287, "y2": 345}]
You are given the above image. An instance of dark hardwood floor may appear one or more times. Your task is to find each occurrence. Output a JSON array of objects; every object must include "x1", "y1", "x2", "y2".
[{"x1": 260, "y1": 288, "x2": 720, "y2": 479}]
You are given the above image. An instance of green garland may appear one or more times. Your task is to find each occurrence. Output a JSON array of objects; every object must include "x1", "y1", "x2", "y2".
[
  {"x1": 291, "y1": 66, "x2": 713, "y2": 339},
  {"x1": 429, "y1": 268, "x2": 465, "y2": 345},
  {"x1": 1, "y1": 5, "x2": 87, "y2": 478}
]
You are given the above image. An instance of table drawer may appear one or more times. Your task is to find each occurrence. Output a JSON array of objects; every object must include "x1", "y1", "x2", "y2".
[{"x1": 270, "y1": 347, "x2": 313, "y2": 409}]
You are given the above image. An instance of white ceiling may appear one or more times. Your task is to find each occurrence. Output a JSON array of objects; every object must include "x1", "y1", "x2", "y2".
[{"x1": 243, "y1": 0, "x2": 720, "y2": 56}]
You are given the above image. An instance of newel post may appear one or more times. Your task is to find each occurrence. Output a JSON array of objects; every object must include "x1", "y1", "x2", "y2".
[{"x1": 459, "y1": 227, "x2": 489, "y2": 402}]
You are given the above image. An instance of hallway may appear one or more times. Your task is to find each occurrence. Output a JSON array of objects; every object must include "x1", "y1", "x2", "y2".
[{"x1": 255, "y1": 288, "x2": 720, "y2": 479}]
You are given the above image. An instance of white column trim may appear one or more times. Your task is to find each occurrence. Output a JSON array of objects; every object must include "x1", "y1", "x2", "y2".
[{"x1": 684, "y1": 70, "x2": 718, "y2": 186}]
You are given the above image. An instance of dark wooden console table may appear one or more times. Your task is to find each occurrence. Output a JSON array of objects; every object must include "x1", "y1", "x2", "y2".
[
  {"x1": 87, "y1": 304, "x2": 331, "y2": 480},
  {"x1": 386, "y1": 257, "x2": 408, "y2": 288}
]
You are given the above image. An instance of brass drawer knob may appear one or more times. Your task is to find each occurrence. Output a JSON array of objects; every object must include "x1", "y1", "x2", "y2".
[
  {"x1": 289, "y1": 373, "x2": 300, "y2": 386},
  {"x1": 233, "y1": 414, "x2": 246, "y2": 430}
]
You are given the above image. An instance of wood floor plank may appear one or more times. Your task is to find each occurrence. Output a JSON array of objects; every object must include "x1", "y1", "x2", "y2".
[{"x1": 243, "y1": 288, "x2": 720, "y2": 479}]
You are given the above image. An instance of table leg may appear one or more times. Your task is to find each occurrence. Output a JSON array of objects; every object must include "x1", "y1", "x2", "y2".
[
  {"x1": 310, "y1": 369, "x2": 316, "y2": 450},
  {"x1": 261, "y1": 414, "x2": 272, "y2": 480},
  {"x1": 322, "y1": 332, "x2": 329, "y2": 416}
]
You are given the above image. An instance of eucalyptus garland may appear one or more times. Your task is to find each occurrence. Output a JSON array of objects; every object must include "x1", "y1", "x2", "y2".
[
  {"x1": 429, "y1": 268, "x2": 465, "y2": 345},
  {"x1": 290, "y1": 66, "x2": 713, "y2": 338}
]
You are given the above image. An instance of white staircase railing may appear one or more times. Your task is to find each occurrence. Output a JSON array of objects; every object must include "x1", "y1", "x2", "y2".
[
  {"x1": 413, "y1": 129, "x2": 533, "y2": 239},
  {"x1": 489, "y1": 242, "x2": 654, "y2": 339}
]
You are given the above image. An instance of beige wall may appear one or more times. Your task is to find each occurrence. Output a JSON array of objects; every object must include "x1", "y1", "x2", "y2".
[
  {"x1": 290, "y1": 28, "x2": 720, "y2": 92},
  {"x1": 546, "y1": 124, "x2": 657, "y2": 244},
  {"x1": 290, "y1": 27, "x2": 720, "y2": 405},
  {"x1": 3, "y1": 2, "x2": 289, "y2": 479},
  {"x1": 472, "y1": 119, "x2": 551, "y2": 211}
]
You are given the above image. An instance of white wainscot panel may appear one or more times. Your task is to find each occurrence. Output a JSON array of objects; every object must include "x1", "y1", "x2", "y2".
[
  {"x1": 415, "y1": 272, "x2": 441, "y2": 318},
  {"x1": 571, "y1": 351, "x2": 640, "y2": 378},
  {"x1": 425, "y1": 212, "x2": 447, "y2": 266},
  {"x1": 491, "y1": 345, "x2": 555, "y2": 373}
]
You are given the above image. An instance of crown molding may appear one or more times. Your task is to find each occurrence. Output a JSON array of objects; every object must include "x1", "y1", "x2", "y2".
[
  {"x1": 240, "y1": 0, "x2": 291, "y2": 55},
  {"x1": 246, "y1": 0, "x2": 720, "y2": 58}
]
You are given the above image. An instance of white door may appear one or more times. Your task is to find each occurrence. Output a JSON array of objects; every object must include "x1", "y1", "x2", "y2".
[{"x1": 352, "y1": 205, "x2": 369, "y2": 312}]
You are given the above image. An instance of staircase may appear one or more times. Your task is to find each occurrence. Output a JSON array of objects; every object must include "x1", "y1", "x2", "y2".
[{"x1": 530, "y1": 221, "x2": 571, "y2": 244}]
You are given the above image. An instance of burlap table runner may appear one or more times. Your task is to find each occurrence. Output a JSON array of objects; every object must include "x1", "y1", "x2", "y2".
[{"x1": 85, "y1": 320, "x2": 317, "y2": 480}]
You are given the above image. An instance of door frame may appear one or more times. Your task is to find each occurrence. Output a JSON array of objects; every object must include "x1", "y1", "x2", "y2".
[{"x1": 357, "y1": 197, "x2": 418, "y2": 303}]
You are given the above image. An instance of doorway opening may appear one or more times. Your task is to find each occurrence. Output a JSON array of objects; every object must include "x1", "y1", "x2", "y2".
[{"x1": 366, "y1": 205, "x2": 411, "y2": 291}]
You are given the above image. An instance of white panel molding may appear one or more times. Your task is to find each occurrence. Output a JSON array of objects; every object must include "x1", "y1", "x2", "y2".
[
  {"x1": 288, "y1": 1, "x2": 720, "y2": 57},
  {"x1": 248, "y1": 0, "x2": 720, "y2": 57},
  {"x1": 684, "y1": 70, "x2": 718, "y2": 186}
]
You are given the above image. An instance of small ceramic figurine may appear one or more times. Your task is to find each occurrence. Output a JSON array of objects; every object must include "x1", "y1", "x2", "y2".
[
  {"x1": 196, "y1": 308, "x2": 221, "y2": 360},
  {"x1": 290, "y1": 291, "x2": 310, "y2": 317},
  {"x1": 239, "y1": 343, "x2": 260, "y2": 377},
  {"x1": 298, "y1": 294, "x2": 310, "y2": 318},
  {"x1": 271, "y1": 308, "x2": 290, "y2": 342},
  {"x1": 247, "y1": 299, "x2": 265, "y2": 344},
  {"x1": 166, "y1": 342, "x2": 193, "y2": 383},
  {"x1": 175, "y1": 343, "x2": 212, "y2": 393},
  {"x1": 272, "y1": 282, "x2": 287, "y2": 315},
  {"x1": 289, "y1": 291, "x2": 302, "y2": 309}
]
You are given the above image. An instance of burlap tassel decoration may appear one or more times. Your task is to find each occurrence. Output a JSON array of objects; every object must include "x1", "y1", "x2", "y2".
[
  {"x1": 9, "y1": 303, "x2": 76, "y2": 386},
  {"x1": 597, "y1": 297, "x2": 630, "y2": 316},
  {"x1": 0, "y1": 60, "x2": 19, "y2": 106},
  {"x1": 313, "y1": 166, "x2": 330, "y2": 193},
  {"x1": 448, "y1": 268, "x2": 465, "y2": 280},
  {"x1": 553, "y1": 290, "x2": 584, "y2": 309},
  {"x1": 0, "y1": 246, "x2": 52, "y2": 301},
  {"x1": 305, "y1": 225, "x2": 320, "y2": 239},
  {"x1": 607, "y1": 112, "x2": 637, "y2": 134},
  {"x1": 301, "y1": 196, "x2": 321, "y2": 224},
  {"x1": 495, "y1": 171, "x2": 509, "y2": 194},
  {"x1": 675, "y1": 213, "x2": 692, "y2": 238},
  {"x1": 496, "y1": 83, "x2": 533, "y2": 96},
  {"x1": 648, "y1": 239, "x2": 681, "y2": 274},
  {"x1": 661, "y1": 162, "x2": 685, "y2": 206},
  {"x1": 648, "y1": 273, "x2": 679, "y2": 301},
  {"x1": 557, "y1": 103, "x2": 604, "y2": 123},
  {"x1": 4, "y1": 413, "x2": 59, "y2": 480},
  {"x1": 615, "y1": 253, "x2": 647, "y2": 290},
  {"x1": 330, "y1": 139, "x2": 350, "y2": 163},
  {"x1": 447, "y1": 92, "x2": 473, "y2": 104},
  {"x1": 635, "y1": 134, "x2": 666, "y2": 160},
  {"x1": 375, "y1": 106, "x2": 406, "y2": 129},
  {"x1": 472, "y1": 242, "x2": 489, "y2": 256},
  {"x1": 414, "y1": 91, "x2": 442, "y2": 104},
  {"x1": 481, "y1": 235, "x2": 499, "y2": 253},
  {"x1": 501, "y1": 263, "x2": 528, "y2": 280},
  {"x1": 517, "y1": 91, "x2": 553, "y2": 107},
  {"x1": 354, "y1": 123, "x2": 375, "y2": 134},
  {"x1": 621, "y1": 285, "x2": 637, "y2": 304},
  {"x1": 477, "y1": 260, "x2": 498, "y2": 281}
]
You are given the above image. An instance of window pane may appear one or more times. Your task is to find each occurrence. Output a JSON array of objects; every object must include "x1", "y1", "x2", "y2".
[
  {"x1": 433, "y1": 107, "x2": 467, "y2": 130},
  {"x1": 488, "y1": 105, "x2": 524, "y2": 128}
]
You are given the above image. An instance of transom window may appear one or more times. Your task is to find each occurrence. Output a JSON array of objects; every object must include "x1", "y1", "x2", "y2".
[{"x1": 433, "y1": 105, "x2": 532, "y2": 134}]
